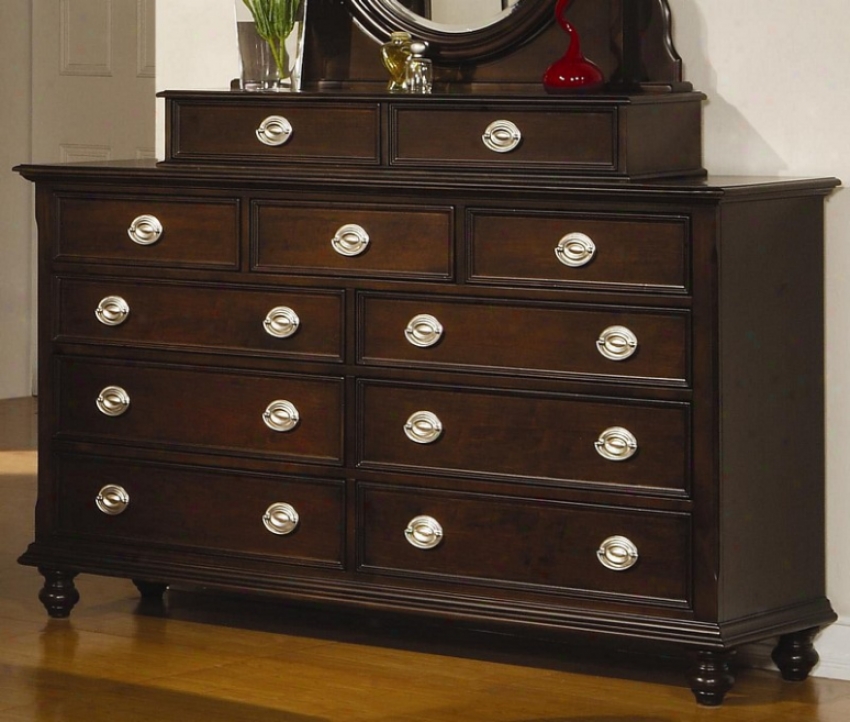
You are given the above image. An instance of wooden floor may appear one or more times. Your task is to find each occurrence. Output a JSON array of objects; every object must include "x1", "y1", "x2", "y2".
[{"x1": 2, "y1": 397, "x2": 850, "y2": 721}]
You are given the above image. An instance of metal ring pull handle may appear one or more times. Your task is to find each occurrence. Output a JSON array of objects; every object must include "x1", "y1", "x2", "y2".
[
  {"x1": 405, "y1": 314, "x2": 443, "y2": 348},
  {"x1": 127, "y1": 215, "x2": 163, "y2": 245},
  {"x1": 96, "y1": 484, "x2": 130, "y2": 516},
  {"x1": 555, "y1": 232, "x2": 597, "y2": 268},
  {"x1": 263, "y1": 502, "x2": 300, "y2": 535},
  {"x1": 482, "y1": 119, "x2": 522, "y2": 153},
  {"x1": 404, "y1": 411, "x2": 443, "y2": 444},
  {"x1": 405, "y1": 515, "x2": 444, "y2": 549},
  {"x1": 256, "y1": 115, "x2": 293, "y2": 147},
  {"x1": 331, "y1": 224, "x2": 370, "y2": 257},
  {"x1": 263, "y1": 400, "x2": 300, "y2": 432},
  {"x1": 95, "y1": 296, "x2": 130, "y2": 326},
  {"x1": 96, "y1": 386, "x2": 130, "y2": 417},
  {"x1": 595, "y1": 427, "x2": 638, "y2": 462},
  {"x1": 597, "y1": 535, "x2": 639, "y2": 571},
  {"x1": 264, "y1": 306, "x2": 300, "y2": 339},
  {"x1": 597, "y1": 325, "x2": 638, "y2": 361}
]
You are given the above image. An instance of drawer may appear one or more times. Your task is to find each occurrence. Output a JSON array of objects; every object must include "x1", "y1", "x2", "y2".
[
  {"x1": 56, "y1": 358, "x2": 343, "y2": 464},
  {"x1": 358, "y1": 382, "x2": 690, "y2": 496},
  {"x1": 359, "y1": 295, "x2": 690, "y2": 386},
  {"x1": 358, "y1": 483, "x2": 691, "y2": 606},
  {"x1": 167, "y1": 99, "x2": 380, "y2": 165},
  {"x1": 468, "y1": 210, "x2": 689, "y2": 293},
  {"x1": 56, "y1": 278, "x2": 344, "y2": 362},
  {"x1": 55, "y1": 194, "x2": 239, "y2": 269},
  {"x1": 56, "y1": 456, "x2": 345, "y2": 568},
  {"x1": 253, "y1": 202, "x2": 453, "y2": 280},
  {"x1": 391, "y1": 104, "x2": 616, "y2": 171}
]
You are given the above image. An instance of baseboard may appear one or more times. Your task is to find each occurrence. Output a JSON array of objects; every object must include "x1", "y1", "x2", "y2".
[{"x1": 739, "y1": 618, "x2": 850, "y2": 681}]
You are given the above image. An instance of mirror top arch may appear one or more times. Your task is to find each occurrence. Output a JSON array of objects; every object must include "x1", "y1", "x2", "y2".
[
  {"x1": 303, "y1": 0, "x2": 686, "y2": 92},
  {"x1": 345, "y1": 0, "x2": 554, "y2": 62}
]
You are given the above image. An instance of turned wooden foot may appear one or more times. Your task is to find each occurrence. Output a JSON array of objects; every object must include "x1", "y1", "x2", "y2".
[
  {"x1": 37, "y1": 568, "x2": 80, "y2": 619},
  {"x1": 688, "y1": 649, "x2": 736, "y2": 706},
  {"x1": 772, "y1": 627, "x2": 820, "y2": 681},
  {"x1": 132, "y1": 580, "x2": 169, "y2": 600}
]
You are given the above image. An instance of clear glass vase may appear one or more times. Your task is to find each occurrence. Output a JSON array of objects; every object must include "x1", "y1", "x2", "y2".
[{"x1": 235, "y1": 0, "x2": 308, "y2": 91}]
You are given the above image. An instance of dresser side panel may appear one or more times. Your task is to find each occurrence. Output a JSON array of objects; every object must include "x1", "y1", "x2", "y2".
[{"x1": 718, "y1": 194, "x2": 828, "y2": 622}]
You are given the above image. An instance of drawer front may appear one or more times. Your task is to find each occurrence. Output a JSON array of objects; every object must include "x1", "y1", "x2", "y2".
[
  {"x1": 469, "y1": 211, "x2": 689, "y2": 293},
  {"x1": 56, "y1": 456, "x2": 345, "y2": 567},
  {"x1": 392, "y1": 106, "x2": 616, "y2": 170},
  {"x1": 254, "y1": 202, "x2": 453, "y2": 280},
  {"x1": 358, "y1": 484, "x2": 691, "y2": 605},
  {"x1": 56, "y1": 358, "x2": 343, "y2": 464},
  {"x1": 359, "y1": 382, "x2": 690, "y2": 495},
  {"x1": 169, "y1": 101, "x2": 380, "y2": 164},
  {"x1": 56, "y1": 194, "x2": 239, "y2": 269},
  {"x1": 57, "y1": 278, "x2": 344, "y2": 362},
  {"x1": 360, "y1": 295, "x2": 690, "y2": 385}
]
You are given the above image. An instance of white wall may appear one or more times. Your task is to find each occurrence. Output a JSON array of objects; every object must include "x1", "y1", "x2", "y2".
[
  {"x1": 157, "y1": 0, "x2": 850, "y2": 677},
  {"x1": 0, "y1": 0, "x2": 34, "y2": 400}
]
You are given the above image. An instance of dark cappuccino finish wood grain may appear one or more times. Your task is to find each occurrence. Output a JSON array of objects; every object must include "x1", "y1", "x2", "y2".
[
  {"x1": 14, "y1": 2, "x2": 839, "y2": 704},
  {"x1": 359, "y1": 294, "x2": 690, "y2": 385},
  {"x1": 56, "y1": 193, "x2": 240, "y2": 269},
  {"x1": 357, "y1": 380, "x2": 690, "y2": 494},
  {"x1": 56, "y1": 277, "x2": 345, "y2": 362}
]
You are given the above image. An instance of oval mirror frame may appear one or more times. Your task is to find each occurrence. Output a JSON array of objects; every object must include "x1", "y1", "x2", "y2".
[{"x1": 345, "y1": 0, "x2": 555, "y2": 63}]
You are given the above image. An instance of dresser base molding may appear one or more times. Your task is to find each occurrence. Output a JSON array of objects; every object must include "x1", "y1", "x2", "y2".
[
  {"x1": 25, "y1": 552, "x2": 832, "y2": 705},
  {"x1": 22, "y1": 539, "x2": 835, "y2": 647}
]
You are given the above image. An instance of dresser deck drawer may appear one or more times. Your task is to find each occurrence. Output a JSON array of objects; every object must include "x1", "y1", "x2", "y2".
[
  {"x1": 167, "y1": 100, "x2": 381, "y2": 165},
  {"x1": 55, "y1": 194, "x2": 239, "y2": 269},
  {"x1": 469, "y1": 211, "x2": 689, "y2": 293},
  {"x1": 391, "y1": 105, "x2": 616, "y2": 171},
  {"x1": 358, "y1": 382, "x2": 690, "y2": 495},
  {"x1": 360, "y1": 295, "x2": 690, "y2": 385},
  {"x1": 254, "y1": 202, "x2": 453, "y2": 280},
  {"x1": 56, "y1": 278, "x2": 344, "y2": 362},
  {"x1": 358, "y1": 484, "x2": 691, "y2": 606},
  {"x1": 56, "y1": 456, "x2": 345, "y2": 568},
  {"x1": 56, "y1": 358, "x2": 343, "y2": 464}
]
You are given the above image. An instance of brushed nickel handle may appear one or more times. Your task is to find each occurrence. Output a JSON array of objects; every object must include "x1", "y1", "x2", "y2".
[
  {"x1": 597, "y1": 535, "x2": 639, "y2": 571},
  {"x1": 127, "y1": 215, "x2": 163, "y2": 245},
  {"x1": 555, "y1": 232, "x2": 597, "y2": 268},
  {"x1": 597, "y1": 325, "x2": 638, "y2": 361},
  {"x1": 482, "y1": 119, "x2": 522, "y2": 153},
  {"x1": 404, "y1": 314, "x2": 443, "y2": 348},
  {"x1": 256, "y1": 115, "x2": 293, "y2": 146},
  {"x1": 404, "y1": 411, "x2": 443, "y2": 444},
  {"x1": 96, "y1": 484, "x2": 130, "y2": 516},
  {"x1": 263, "y1": 400, "x2": 300, "y2": 432},
  {"x1": 331, "y1": 223, "x2": 370, "y2": 257},
  {"x1": 263, "y1": 502, "x2": 300, "y2": 535},
  {"x1": 405, "y1": 515, "x2": 444, "y2": 549},
  {"x1": 96, "y1": 386, "x2": 130, "y2": 417},
  {"x1": 95, "y1": 296, "x2": 130, "y2": 326},
  {"x1": 595, "y1": 427, "x2": 638, "y2": 462},
  {"x1": 263, "y1": 306, "x2": 300, "y2": 339}
]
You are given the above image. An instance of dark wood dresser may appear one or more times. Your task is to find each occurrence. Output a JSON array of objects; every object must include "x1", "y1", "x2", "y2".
[{"x1": 16, "y1": 0, "x2": 838, "y2": 706}]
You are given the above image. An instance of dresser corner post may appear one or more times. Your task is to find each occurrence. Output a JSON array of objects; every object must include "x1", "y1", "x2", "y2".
[
  {"x1": 771, "y1": 627, "x2": 821, "y2": 682},
  {"x1": 687, "y1": 648, "x2": 736, "y2": 706},
  {"x1": 37, "y1": 567, "x2": 81, "y2": 619}
]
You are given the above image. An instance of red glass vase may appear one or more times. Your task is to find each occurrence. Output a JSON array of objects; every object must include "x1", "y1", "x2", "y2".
[{"x1": 543, "y1": 0, "x2": 605, "y2": 93}]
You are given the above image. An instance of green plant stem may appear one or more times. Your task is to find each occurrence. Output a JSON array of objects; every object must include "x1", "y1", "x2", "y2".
[{"x1": 242, "y1": 0, "x2": 302, "y2": 78}]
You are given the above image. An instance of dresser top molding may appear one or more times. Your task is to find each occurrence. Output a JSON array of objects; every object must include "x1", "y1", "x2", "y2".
[{"x1": 14, "y1": 159, "x2": 840, "y2": 202}]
